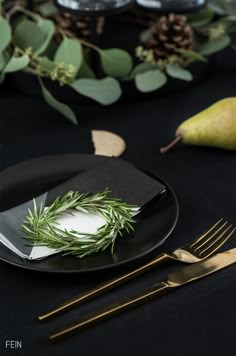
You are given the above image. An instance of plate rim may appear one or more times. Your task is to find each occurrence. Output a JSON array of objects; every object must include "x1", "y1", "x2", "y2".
[{"x1": 0, "y1": 154, "x2": 179, "y2": 273}]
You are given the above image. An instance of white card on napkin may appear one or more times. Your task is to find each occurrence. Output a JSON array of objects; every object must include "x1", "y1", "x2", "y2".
[
  {"x1": 0, "y1": 207, "x2": 139, "y2": 260},
  {"x1": 28, "y1": 209, "x2": 107, "y2": 260}
]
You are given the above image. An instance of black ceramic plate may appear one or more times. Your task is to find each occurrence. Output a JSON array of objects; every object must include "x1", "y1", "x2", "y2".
[{"x1": 0, "y1": 154, "x2": 179, "y2": 273}]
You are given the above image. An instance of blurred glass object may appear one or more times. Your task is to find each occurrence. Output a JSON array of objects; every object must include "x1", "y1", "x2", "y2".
[
  {"x1": 136, "y1": 0, "x2": 207, "y2": 12},
  {"x1": 56, "y1": 0, "x2": 134, "y2": 13}
]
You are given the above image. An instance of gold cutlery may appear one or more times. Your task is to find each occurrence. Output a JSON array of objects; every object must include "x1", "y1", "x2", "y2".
[
  {"x1": 39, "y1": 219, "x2": 235, "y2": 322},
  {"x1": 49, "y1": 247, "x2": 236, "y2": 342}
]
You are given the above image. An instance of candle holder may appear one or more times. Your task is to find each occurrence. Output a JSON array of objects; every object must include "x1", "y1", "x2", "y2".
[
  {"x1": 55, "y1": 0, "x2": 135, "y2": 15},
  {"x1": 54, "y1": 0, "x2": 135, "y2": 73},
  {"x1": 136, "y1": 0, "x2": 207, "y2": 13}
]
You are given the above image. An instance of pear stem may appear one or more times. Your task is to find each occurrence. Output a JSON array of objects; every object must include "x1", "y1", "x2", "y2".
[{"x1": 160, "y1": 135, "x2": 182, "y2": 154}]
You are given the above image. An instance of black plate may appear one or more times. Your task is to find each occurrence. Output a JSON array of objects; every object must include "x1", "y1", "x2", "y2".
[{"x1": 0, "y1": 154, "x2": 179, "y2": 273}]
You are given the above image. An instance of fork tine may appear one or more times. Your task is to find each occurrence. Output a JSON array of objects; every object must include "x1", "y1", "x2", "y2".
[
  {"x1": 193, "y1": 220, "x2": 228, "y2": 251},
  {"x1": 189, "y1": 218, "x2": 224, "y2": 248},
  {"x1": 198, "y1": 226, "x2": 236, "y2": 256}
]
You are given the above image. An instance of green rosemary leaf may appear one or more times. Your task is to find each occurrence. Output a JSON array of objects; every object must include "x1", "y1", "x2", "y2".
[{"x1": 21, "y1": 189, "x2": 138, "y2": 258}]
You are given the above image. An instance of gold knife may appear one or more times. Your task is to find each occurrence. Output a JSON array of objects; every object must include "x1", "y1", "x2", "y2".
[{"x1": 49, "y1": 248, "x2": 236, "y2": 343}]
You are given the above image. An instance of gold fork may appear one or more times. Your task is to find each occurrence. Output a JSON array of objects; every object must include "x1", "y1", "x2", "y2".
[{"x1": 38, "y1": 218, "x2": 235, "y2": 322}]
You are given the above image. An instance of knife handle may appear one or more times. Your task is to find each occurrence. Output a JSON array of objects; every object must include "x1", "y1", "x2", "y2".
[
  {"x1": 38, "y1": 253, "x2": 171, "y2": 322},
  {"x1": 49, "y1": 282, "x2": 171, "y2": 343}
]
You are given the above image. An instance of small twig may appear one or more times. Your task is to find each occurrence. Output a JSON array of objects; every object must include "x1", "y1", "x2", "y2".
[
  {"x1": 24, "y1": 67, "x2": 46, "y2": 76},
  {"x1": 4, "y1": 0, "x2": 21, "y2": 10},
  {"x1": 5, "y1": 5, "x2": 19, "y2": 21},
  {"x1": 5, "y1": 4, "x2": 36, "y2": 21},
  {"x1": 60, "y1": 29, "x2": 100, "y2": 52}
]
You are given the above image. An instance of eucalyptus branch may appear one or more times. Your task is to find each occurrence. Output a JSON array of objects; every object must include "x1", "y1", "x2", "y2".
[
  {"x1": 21, "y1": 189, "x2": 138, "y2": 258},
  {"x1": 14, "y1": 46, "x2": 75, "y2": 85},
  {"x1": 24, "y1": 66, "x2": 47, "y2": 77},
  {"x1": 60, "y1": 29, "x2": 101, "y2": 53},
  {"x1": 3, "y1": 0, "x2": 22, "y2": 10},
  {"x1": 5, "y1": 4, "x2": 19, "y2": 21},
  {"x1": 15, "y1": 47, "x2": 41, "y2": 71},
  {"x1": 5, "y1": 4, "x2": 37, "y2": 21}
]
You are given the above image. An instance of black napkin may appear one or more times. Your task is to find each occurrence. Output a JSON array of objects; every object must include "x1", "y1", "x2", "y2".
[
  {"x1": 46, "y1": 158, "x2": 166, "y2": 208},
  {"x1": 0, "y1": 157, "x2": 165, "y2": 259}
]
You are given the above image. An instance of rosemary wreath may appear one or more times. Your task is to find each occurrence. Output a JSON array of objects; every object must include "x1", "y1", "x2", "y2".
[{"x1": 21, "y1": 189, "x2": 138, "y2": 258}]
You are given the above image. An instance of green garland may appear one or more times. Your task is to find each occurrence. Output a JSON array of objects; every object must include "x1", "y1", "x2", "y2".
[
  {"x1": 1, "y1": 0, "x2": 236, "y2": 123},
  {"x1": 21, "y1": 189, "x2": 138, "y2": 258}
]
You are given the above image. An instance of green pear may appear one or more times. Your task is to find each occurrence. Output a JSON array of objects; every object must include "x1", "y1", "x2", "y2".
[{"x1": 160, "y1": 98, "x2": 236, "y2": 153}]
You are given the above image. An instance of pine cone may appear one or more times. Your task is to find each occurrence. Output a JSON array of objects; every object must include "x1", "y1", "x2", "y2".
[
  {"x1": 51, "y1": 11, "x2": 105, "y2": 42},
  {"x1": 147, "y1": 13, "x2": 193, "y2": 60}
]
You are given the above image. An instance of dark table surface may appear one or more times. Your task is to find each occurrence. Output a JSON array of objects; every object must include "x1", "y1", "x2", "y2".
[{"x1": 1, "y1": 41, "x2": 236, "y2": 356}]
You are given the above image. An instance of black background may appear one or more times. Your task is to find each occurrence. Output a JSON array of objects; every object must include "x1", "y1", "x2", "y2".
[{"x1": 1, "y1": 16, "x2": 236, "y2": 356}]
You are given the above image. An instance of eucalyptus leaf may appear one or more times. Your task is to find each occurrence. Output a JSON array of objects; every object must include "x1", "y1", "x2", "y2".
[
  {"x1": 220, "y1": 16, "x2": 236, "y2": 33},
  {"x1": 0, "y1": 72, "x2": 5, "y2": 84},
  {"x1": 13, "y1": 19, "x2": 45, "y2": 52},
  {"x1": 0, "y1": 15, "x2": 11, "y2": 53},
  {"x1": 208, "y1": 0, "x2": 227, "y2": 15},
  {"x1": 3, "y1": 54, "x2": 29, "y2": 73},
  {"x1": 187, "y1": 8, "x2": 214, "y2": 28},
  {"x1": 166, "y1": 64, "x2": 193, "y2": 81},
  {"x1": 0, "y1": 53, "x2": 5, "y2": 71},
  {"x1": 35, "y1": 18, "x2": 55, "y2": 55},
  {"x1": 54, "y1": 37, "x2": 82, "y2": 72},
  {"x1": 99, "y1": 49, "x2": 133, "y2": 77},
  {"x1": 0, "y1": 50, "x2": 10, "y2": 71},
  {"x1": 38, "y1": 1, "x2": 58, "y2": 16},
  {"x1": 77, "y1": 59, "x2": 95, "y2": 79},
  {"x1": 177, "y1": 49, "x2": 207, "y2": 62},
  {"x1": 129, "y1": 62, "x2": 157, "y2": 80},
  {"x1": 39, "y1": 78, "x2": 78, "y2": 124},
  {"x1": 135, "y1": 70, "x2": 167, "y2": 93},
  {"x1": 140, "y1": 28, "x2": 152, "y2": 43},
  {"x1": 211, "y1": 0, "x2": 236, "y2": 16},
  {"x1": 200, "y1": 35, "x2": 231, "y2": 55},
  {"x1": 70, "y1": 77, "x2": 121, "y2": 105},
  {"x1": 0, "y1": 52, "x2": 7, "y2": 71},
  {"x1": 226, "y1": 2, "x2": 236, "y2": 15}
]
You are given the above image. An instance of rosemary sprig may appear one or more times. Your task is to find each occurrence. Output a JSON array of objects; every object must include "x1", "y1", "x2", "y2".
[{"x1": 21, "y1": 189, "x2": 138, "y2": 258}]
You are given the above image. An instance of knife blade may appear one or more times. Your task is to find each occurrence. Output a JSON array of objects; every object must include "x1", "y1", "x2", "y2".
[
  {"x1": 167, "y1": 247, "x2": 236, "y2": 287},
  {"x1": 49, "y1": 248, "x2": 236, "y2": 342}
]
